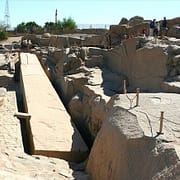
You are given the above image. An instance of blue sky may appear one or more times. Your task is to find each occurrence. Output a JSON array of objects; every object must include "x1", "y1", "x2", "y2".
[{"x1": 0, "y1": 0, "x2": 179, "y2": 28}]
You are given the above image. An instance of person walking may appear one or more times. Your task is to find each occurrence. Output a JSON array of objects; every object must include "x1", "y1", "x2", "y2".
[
  {"x1": 161, "y1": 17, "x2": 168, "y2": 37},
  {"x1": 153, "y1": 21, "x2": 160, "y2": 37},
  {"x1": 149, "y1": 19, "x2": 156, "y2": 36}
]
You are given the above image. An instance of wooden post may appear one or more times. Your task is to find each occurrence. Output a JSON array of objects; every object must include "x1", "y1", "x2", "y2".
[
  {"x1": 158, "y1": 111, "x2": 164, "y2": 134},
  {"x1": 123, "y1": 80, "x2": 127, "y2": 94},
  {"x1": 14, "y1": 112, "x2": 31, "y2": 120},
  {"x1": 136, "y1": 88, "x2": 140, "y2": 106}
]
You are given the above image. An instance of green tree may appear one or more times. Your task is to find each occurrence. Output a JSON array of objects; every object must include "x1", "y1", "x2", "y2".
[
  {"x1": 44, "y1": 22, "x2": 55, "y2": 33},
  {"x1": 0, "y1": 24, "x2": 8, "y2": 40},
  {"x1": 55, "y1": 20, "x2": 63, "y2": 32},
  {"x1": 14, "y1": 22, "x2": 26, "y2": 33},
  {"x1": 25, "y1": 21, "x2": 42, "y2": 34},
  {"x1": 14, "y1": 17, "x2": 77, "y2": 35},
  {"x1": 15, "y1": 21, "x2": 42, "y2": 34},
  {"x1": 62, "y1": 17, "x2": 77, "y2": 33},
  {"x1": 44, "y1": 21, "x2": 62, "y2": 33}
]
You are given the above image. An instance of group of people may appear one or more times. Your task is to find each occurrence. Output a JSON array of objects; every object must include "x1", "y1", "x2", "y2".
[{"x1": 149, "y1": 17, "x2": 168, "y2": 37}]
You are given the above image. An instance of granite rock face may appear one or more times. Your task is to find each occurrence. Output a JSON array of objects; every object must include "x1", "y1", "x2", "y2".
[{"x1": 87, "y1": 106, "x2": 180, "y2": 180}]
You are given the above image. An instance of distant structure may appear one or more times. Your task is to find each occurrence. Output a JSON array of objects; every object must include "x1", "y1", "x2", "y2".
[
  {"x1": 4, "y1": 0, "x2": 10, "y2": 29},
  {"x1": 55, "y1": 9, "x2": 57, "y2": 23}
]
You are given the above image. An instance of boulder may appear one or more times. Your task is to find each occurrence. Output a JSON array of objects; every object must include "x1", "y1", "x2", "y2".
[
  {"x1": 168, "y1": 45, "x2": 180, "y2": 56},
  {"x1": 172, "y1": 54, "x2": 180, "y2": 65},
  {"x1": 128, "y1": 16, "x2": 144, "y2": 26},
  {"x1": 39, "y1": 38, "x2": 50, "y2": 46},
  {"x1": 49, "y1": 35, "x2": 69, "y2": 48},
  {"x1": 42, "y1": 33, "x2": 51, "y2": 38},
  {"x1": 102, "y1": 39, "x2": 168, "y2": 92},
  {"x1": 68, "y1": 86, "x2": 108, "y2": 146},
  {"x1": 87, "y1": 106, "x2": 180, "y2": 180},
  {"x1": 168, "y1": 25, "x2": 180, "y2": 38},
  {"x1": 64, "y1": 53, "x2": 82, "y2": 73},
  {"x1": 85, "y1": 55, "x2": 103, "y2": 68},
  {"x1": 22, "y1": 34, "x2": 38, "y2": 44},
  {"x1": 119, "y1": 17, "x2": 128, "y2": 25},
  {"x1": 79, "y1": 47, "x2": 89, "y2": 61},
  {"x1": 132, "y1": 47, "x2": 168, "y2": 91},
  {"x1": 84, "y1": 35, "x2": 104, "y2": 47},
  {"x1": 48, "y1": 48, "x2": 65, "y2": 65}
]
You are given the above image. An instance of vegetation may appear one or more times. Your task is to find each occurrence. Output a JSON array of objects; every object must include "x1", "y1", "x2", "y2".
[
  {"x1": 15, "y1": 21, "x2": 43, "y2": 34},
  {"x1": 44, "y1": 20, "x2": 62, "y2": 34},
  {"x1": 15, "y1": 17, "x2": 77, "y2": 34},
  {"x1": 61, "y1": 17, "x2": 77, "y2": 33},
  {"x1": 0, "y1": 24, "x2": 8, "y2": 40}
]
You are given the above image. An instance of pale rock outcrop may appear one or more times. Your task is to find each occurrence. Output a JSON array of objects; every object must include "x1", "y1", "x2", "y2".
[
  {"x1": 22, "y1": 34, "x2": 38, "y2": 44},
  {"x1": 42, "y1": 33, "x2": 51, "y2": 38},
  {"x1": 94, "y1": 38, "x2": 168, "y2": 92},
  {"x1": 49, "y1": 34, "x2": 104, "y2": 48},
  {"x1": 93, "y1": 39, "x2": 179, "y2": 92},
  {"x1": 108, "y1": 22, "x2": 149, "y2": 46},
  {"x1": 133, "y1": 47, "x2": 167, "y2": 91},
  {"x1": 167, "y1": 45, "x2": 180, "y2": 78},
  {"x1": 69, "y1": 86, "x2": 108, "y2": 145},
  {"x1": 38, "y1": 37, "x2": 50, "y2": 46},
  {"x1": 119, "y1": 17, "x2": 128, "y2": 25},
  {"x1": 128, "y1": 16, "x2": 144, "y2": 26},
  {"x1": 87, "y1": 106, "x2": 180, "y2": 180},
  {"x1": 84, "y1": 35, "x2": 104, "y2": 47},
  {"x1": 64, "y1": 53, "x2": 82, "y2": 73},
  {"x1": 85, "y1": 55, "x2": 103, "y2": 68},
  {"x1": 68, "y1": 67, "x2": 125, "y2": 144},
  {"x1": 168, "y1": 25, "x2": 180, "y2": 38},
  {"x1": 79, "y1": 47, "x2": 89, "y2": 61}
]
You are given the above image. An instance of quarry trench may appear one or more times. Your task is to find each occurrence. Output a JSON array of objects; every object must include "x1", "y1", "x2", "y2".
[{"x1": 14, "y1": 52, "x2": 89, "y2": 163}]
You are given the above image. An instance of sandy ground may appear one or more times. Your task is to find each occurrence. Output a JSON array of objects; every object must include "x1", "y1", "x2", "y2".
[{"x1": 0, "y1": 36, "x2": 22, "y2": 45}]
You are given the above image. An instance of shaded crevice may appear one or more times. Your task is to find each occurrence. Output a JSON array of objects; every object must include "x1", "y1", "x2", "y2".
[{"x1": 15, "y1": 80, "x2": 31, "y2": 155}]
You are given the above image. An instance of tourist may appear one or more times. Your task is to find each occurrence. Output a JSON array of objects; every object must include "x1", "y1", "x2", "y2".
[
  {"x1": 153, "y1": 21, "x2": 160, "y2": 37},
  {"x1": 157, "y1": 21, "x2": 160, "y2": 36},
  {"x1": 149, "y1": 19, "x2": 156, "y2": 36},
  {"x1": 161, "y1": 17, "x2": 168, "y2": 37},
  {"x1": 142, "y1": 28, "x2": 147, "y2": 37}
]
